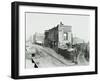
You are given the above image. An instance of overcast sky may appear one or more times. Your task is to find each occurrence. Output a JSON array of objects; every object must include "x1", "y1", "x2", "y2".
[{"x1": 26, "y1": 12, "x2": 90, "y2": 42}]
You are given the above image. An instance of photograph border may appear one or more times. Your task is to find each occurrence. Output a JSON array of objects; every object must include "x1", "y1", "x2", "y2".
[{"x1": 11, "y1": 1, "x2": 98, "y2": 79}]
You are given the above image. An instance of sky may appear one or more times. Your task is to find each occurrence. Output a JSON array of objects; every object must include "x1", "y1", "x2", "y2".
[{"x1": 26, "y1": 12, "x2": 90, "y2": 42}]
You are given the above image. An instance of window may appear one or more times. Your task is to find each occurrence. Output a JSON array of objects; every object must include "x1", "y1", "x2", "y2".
[{"x1": 64, "y1": 33, "x2": 68, "y2": 40}]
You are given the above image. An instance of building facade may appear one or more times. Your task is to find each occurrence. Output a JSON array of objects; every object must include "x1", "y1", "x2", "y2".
[
  {"x1": 44, "y1": 22, "x2": 73, "y2": 53},
  {"x1": 33, "y1": 33, "x2": 44, "y2": 45},
  {"x1": 58, "y1": 22, "x2": 72, "y2": 49}
]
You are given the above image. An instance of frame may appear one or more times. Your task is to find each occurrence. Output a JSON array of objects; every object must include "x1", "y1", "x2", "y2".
[{"x1": 11, "y1": 1, "x2": 98, "y2": 79}]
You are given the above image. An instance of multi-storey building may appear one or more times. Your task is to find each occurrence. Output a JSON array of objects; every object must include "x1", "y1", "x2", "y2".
[{"x1": 44, "y1": 22, "x2": 73, "y2": 53}]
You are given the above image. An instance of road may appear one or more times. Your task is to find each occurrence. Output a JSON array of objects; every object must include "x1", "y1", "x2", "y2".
[
  {"x1": 77, "y1": 52, "x2": 89, "y2": 65},
  {"x1": 26, "y1": 44, "x2": 75, "y2": 68},
  {"x1": 26, "y1": 44, "x2": 89, "y2": 68}
]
